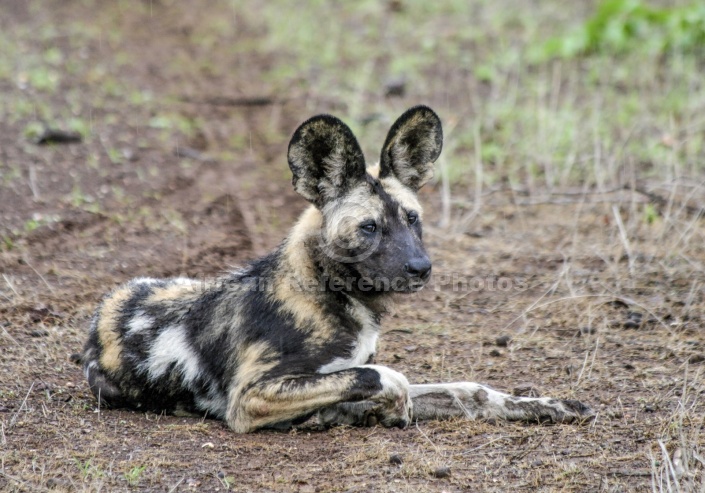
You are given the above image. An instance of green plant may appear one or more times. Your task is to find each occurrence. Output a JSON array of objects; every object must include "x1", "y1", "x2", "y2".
[
  {"x1": 217, "y1": 473, "x2": 235, "y2": 490},
  {"x1": 75, "y1": 458, "x2": 104, "y2": 480},
  {"x1": 534, "y1": 0, "x2": 705, "y2": 60},
  {"x1": 124, "y1": 465, "x2": 147, "y2": 486}
]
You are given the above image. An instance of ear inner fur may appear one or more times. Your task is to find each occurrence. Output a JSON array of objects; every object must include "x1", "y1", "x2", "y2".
[
  {"x1": 287, "y1": 115, "x2": 367, "y2": 207},
  {"x1": 379, "y1": 105, "x2": 443, "y2": 191}
]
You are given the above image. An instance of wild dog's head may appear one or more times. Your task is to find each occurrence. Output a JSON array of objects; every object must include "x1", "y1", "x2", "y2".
[{"x1": 287, "y1": 105, "x2": 442, "y2": 294}]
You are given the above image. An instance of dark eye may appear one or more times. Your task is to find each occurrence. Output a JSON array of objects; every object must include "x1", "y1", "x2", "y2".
[
  {"x1": 360, "y1": 221, "x2": 377, "y2": 234},
  {"x1": 407, "y1": 211, "x2": 418, "y2": 225}
]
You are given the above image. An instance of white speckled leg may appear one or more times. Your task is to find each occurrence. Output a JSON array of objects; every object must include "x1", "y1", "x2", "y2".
[
  {"x1": 320, "y1": 382, "x2": 593, "y2": 426},
  {"x1": 409, "y1": 383, "x2": 594, "y2": 423}
]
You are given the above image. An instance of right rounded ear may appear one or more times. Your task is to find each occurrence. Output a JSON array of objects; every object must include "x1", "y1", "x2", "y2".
[
  {"x1": 379, "y1": 105, "x2": 443, "y2": 191},
  {"x1": 287, "y1": 115, "x2": 367, "y2": 208}
]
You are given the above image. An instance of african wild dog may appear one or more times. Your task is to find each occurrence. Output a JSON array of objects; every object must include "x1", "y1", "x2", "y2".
[{"x1": 82, "y1": 106, "x2": 593, "y2": 432}]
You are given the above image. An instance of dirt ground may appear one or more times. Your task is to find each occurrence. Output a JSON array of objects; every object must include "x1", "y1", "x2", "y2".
[{"x1": 1, "y1": 2, "x2": 704, "y2": 492}]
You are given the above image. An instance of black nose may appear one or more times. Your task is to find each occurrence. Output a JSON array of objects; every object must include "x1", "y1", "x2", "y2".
[{"x1": 404, "y1": 258, "x2": 432, "y2": 279}]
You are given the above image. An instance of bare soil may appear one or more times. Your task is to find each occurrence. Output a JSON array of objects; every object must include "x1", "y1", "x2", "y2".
[{"x1": 1, "y1": 2, "x2": 703, "y2": 492}]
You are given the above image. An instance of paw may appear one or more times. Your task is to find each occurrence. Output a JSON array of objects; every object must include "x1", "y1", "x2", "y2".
[
  {"x1": 364, "y1": 365, "x2": 412, "y2": 428},
  {"x1": 318, "y1": 401, "x2": 378, "y2": 428},
  {"x1": 553, "y1": 399, "x2": 595, "y2": 423},
  {"x1": 318, "y1": 366, "x2": 412, "y2": 429}
]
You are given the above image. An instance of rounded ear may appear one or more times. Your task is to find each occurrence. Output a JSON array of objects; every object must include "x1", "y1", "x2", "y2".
[
  {"x1": 378, "y1": 105, "x2": 443, "y2": 191},
  {"x1": 288, "y1": 115, "x2": 367, "y2": 207}
]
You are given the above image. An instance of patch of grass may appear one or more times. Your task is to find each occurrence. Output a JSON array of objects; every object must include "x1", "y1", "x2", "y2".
[
  {"x1": 216, "y1": 472, "x2": 236, "y2": 490},
  {"x1": 2, "y1": 235, "x2": 14, "y2": 251},
  {"x1": 74, "y1": 458, "x2": 104, "y2": 481},
  {"x1": 123, "y1": 464, "x2": 147, "y2": 486},
  {"x1": 23, "y1": 122, "x2": 45, "y2": 142},
  {"x1": 69, "y1": 185, "x2": 95, "y2": 209}
]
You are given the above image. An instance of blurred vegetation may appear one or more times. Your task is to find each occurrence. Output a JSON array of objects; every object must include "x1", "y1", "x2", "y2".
[
  {"x1": 233, "y1": 0, "x2": 705, "y2": 190},
  {"x1": 1, "y1": 0, "x2": 703, "y2": 195},
  {"x1": 536, "y1": 0, "x2": 705, "y2": 59}
]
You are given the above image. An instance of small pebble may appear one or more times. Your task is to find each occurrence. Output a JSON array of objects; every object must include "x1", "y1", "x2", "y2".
[
  {"x1": 623, "y1": 320, "x2": 640, "y2": 329},
  {"x1": 46, "y1": 478, "x2": 70, "y2": 489},
  {"x1": 384, "y1": 76, "x2": 407, "y2": 97},
  {"x1": 389, "y1": 454, "x2": 403, "y2": 465},
  {"x1": 579, "y1": 326, "x2": 596, "y2": 336},
  {"x1": 217, "y1": 471, "x2": 225, "y2": 479},
  {"x1": 489, "y1": 349, "x2": 501, "y2": 357},
  {"x1": 35, "y1": 129, "x2": 82, "y2": 145},
  {"x1": 431, "y1": 466, "x2": 451, "y2": 478},
  {"x1": 495, "y1": 335, "x2": 511, "y2": 347},
  {"x1": 688, "y1": 354, "x2": 705, "y2": 364},
  {"x1": 623, "y1": 363, "x2": 635, "y2": 370}
]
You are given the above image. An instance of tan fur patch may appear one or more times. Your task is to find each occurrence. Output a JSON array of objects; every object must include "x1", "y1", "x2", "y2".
[
  {"x1": 379, "y1": 176, "x2": 424, "y2": 219},
  {"x1": 324, "y1": 185, "x2": 384, "y2": 245},
  {"x1": 244, "y1": 372, "x2": 358, "y2": 431},
  {"x1": 97, "y1": 285, "x2": 134, "y2": 372},
  {"x1": 273, "y1": 207, "x2": 333, "y2": 339},
  {"x1": 367, "y1": 164, "x2": 380, "y2": 178},
  {"x1": 226, "y1": 341, "x2": 279, "y2": 432},
  {"x1": 148, "y1": 279, "x2": 203, "y2": 304},
  {"x1": 281, "y1": 206, "x2": 321, "y2": 283}
]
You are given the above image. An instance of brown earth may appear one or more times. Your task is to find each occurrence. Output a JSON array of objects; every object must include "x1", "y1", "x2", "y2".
[{"x1": 1, "y1": 2, "x2": 704, "y2": 492}]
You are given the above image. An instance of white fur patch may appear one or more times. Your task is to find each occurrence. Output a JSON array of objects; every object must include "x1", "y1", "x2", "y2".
[
  {"x1": 143, "y1": 325, "x2": 201, "y2": 387},
  {"x1": 170, "y1": 277, "x2": 197, "y2": 285},
  {"x1": 84, "y1": 360, "x2": 98, "y2": 380},
  {"x1": 127, "y1": 310, "x2": 154, "y2": 335},
  {"x1": 131, "y1": 277, "x2": 160, "y2": 285},
  {"x1": 318, "y1": 301, "x2": 379, "y2": 374},
  {"x1": 366, "y1": 365, "x2": 409, "y2": 391},
  {"x1": 318, "y1": 328, "x2": 378, "y2": 374}
]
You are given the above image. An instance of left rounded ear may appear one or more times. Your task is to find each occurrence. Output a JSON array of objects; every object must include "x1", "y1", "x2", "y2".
[
  {"x1": 378, "y1": 105, "x2": 443, "y2": 191},
  {"x1": 287, "y1": 114, "x2": 367, "y2": 208}
]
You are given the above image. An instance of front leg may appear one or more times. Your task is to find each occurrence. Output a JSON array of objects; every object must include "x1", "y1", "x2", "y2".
[
  {"x1": 226, "y1": 365, "x2": 411, "y2": 433},
  {"x1": 322, "y1": 382, "x2": 593, "y2": 426},
  {"x1": 410, "y1": 383, "x2": 594, "y2": 423}
]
